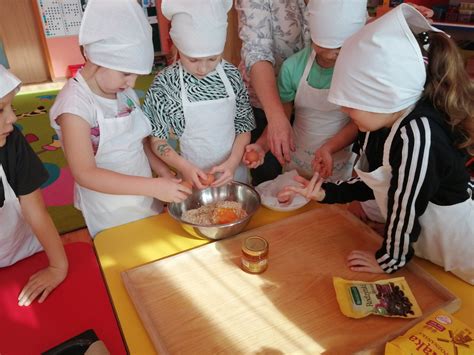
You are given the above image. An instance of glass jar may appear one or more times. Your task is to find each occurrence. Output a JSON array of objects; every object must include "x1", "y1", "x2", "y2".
[{"x1": 241, "y1": 236, "x2": 269, "y2": 274}]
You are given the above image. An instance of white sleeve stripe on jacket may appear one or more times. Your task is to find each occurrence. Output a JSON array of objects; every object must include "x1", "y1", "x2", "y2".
[
  {"x1": 400, "y1": 119, "x2": 430, "y2": 267},
  {"x1": 378, "y1": 117, "x2": 431, "y2": 271},
  {"x1": 381, "y1": 124, "x2": 412, "y2": 270}
]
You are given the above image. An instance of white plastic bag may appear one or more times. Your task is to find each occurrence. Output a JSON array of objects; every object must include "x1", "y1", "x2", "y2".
[{"x1": 255, "y1": 170, "x2": 310, "y2": 212}]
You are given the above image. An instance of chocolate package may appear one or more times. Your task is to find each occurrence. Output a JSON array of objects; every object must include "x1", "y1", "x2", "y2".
[{"x1": 333, "y1": 277, "x2": 422, "y2": 319}]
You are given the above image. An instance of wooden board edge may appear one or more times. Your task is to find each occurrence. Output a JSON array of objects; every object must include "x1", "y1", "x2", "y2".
[
  {"x1": 121, "y1": 271, "x2": 170, "y2": 355},
  {"x1": 406, "y1": 261, "x2": 462, "y2": 312},
  {"x1": 354, "y1": 295, "x2": 461, "y2": 355},
  {"x1": 333, "y1": 205, "x2": 462, "y2": 313}
]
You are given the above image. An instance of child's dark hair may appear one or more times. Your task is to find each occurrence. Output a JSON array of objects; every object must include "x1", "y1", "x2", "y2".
[{"x1": 418, "y1": 31, "x2": 474, "y2": 155}]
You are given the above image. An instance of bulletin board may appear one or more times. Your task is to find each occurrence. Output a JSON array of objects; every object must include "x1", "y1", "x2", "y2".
[{"x1": 37, "y1": 0, "x2": 84, "y2": 38}]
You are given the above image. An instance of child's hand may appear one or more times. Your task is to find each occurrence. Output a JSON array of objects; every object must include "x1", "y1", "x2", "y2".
[
  {"x1": 286, "y1": 173, "x2": 326, "y2": 201},
  {"x1": 180, "y1": 162, "x2": 208, "y2": 190},
  {"x1": 209, "y1": 160, "x2": 238, "y2": 187},
  {"x1": 347, "y1": 250, "x2": 384, "y2": 273},
  {"x1": 18, "y1": 265, "x2": 67, "y2": 306},
  {"x1": 242, "y1": 144, "x2": 265, "y2": 169},
  {"x1": 312, "y1": 146, "x2": 333, "y2": 179},
  {"x1": 154, "y1": 177, "x2": 192, "y2": 202}
]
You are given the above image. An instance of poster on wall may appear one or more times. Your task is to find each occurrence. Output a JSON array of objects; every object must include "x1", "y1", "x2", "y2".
[
  {"x1": 37, "y1": 0, "x2": 84, "y2": 38},
  {"x1": 137, "y1": 0, "x2": 158, "y2": 24}
]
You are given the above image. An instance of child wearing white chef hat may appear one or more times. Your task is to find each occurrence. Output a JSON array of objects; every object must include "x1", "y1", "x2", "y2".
[
  {"x1": 143, "y1": 0, "x2": 255, "y2": 189},
  {"x1": 286, "y1": 4, "x2": 474, "y2": 284},
  {"x1": 50, "y1": 0, "x2": 190, "y2": 237},
  {"x1": 0, "y1": 65, "x2": 68, "y2": 306},
  {"x1": 243, "y1": 0, "x2": 367, "y2": 182}
]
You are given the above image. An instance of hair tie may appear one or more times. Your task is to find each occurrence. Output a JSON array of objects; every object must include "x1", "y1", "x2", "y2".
[{"x1": 418, "y1": 31, "x2": 430, "y2": 51}]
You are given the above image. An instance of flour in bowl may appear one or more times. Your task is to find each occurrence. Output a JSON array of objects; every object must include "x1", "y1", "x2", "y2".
[{"x1": 182, "y1": 201, "x2": 248, "y2": 225}]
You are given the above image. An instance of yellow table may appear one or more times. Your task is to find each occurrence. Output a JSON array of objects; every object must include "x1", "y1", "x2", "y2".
[{"x1": 94, "y1": 202, "x2": 474, "y2": 355}]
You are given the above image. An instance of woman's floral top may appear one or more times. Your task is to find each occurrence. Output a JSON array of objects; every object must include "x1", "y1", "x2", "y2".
[{"x1": 235, "y1": 0, "x2": 311, "y2": 107}]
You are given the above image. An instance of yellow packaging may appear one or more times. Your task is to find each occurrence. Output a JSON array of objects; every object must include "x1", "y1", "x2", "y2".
[
  {"x1": 385, "y1": 310, "x2": 474, "y2": 355},
  {"x1": 333, "y1": 277, "x2": 422, "y2": 319}
]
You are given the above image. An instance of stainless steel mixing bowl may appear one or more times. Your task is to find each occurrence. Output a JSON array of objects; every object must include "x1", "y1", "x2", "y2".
[{"x1": 168, "y1": 182, "x2": 261, "y2": 240}]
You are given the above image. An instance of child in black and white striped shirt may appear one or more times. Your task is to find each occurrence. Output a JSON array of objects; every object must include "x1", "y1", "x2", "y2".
[{"x1": 144, "y1": 0, "x2": 255, "y2": 189}]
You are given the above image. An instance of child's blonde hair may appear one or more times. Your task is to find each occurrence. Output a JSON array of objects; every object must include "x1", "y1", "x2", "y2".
[{"x1": 420, "y1": 31, "x2": 474, "y2": 155}]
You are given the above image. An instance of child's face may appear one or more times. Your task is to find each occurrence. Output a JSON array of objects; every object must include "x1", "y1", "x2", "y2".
[
  {"x1": 341, "y1": 107, "x2": 400, "y2": 132},
  {"x1": 312, "y1": 43, "x2": 340, "y2": 68},
  {"x1": 180, "y1": 52, "x2": 222, "y2": 79},
  {"x1": 0, "y1": 91, "x2": 17, "y2": 148},
  {"x1": 95, "y1": 67, "x2": 138, "y2": 95}
]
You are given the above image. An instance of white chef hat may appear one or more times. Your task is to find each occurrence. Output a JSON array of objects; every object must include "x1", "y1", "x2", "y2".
[
  {"x1": 308, "y1": 0, "x2": 368, "y2": 49},
  {"x1": 79, "y1": 0, "x2": 154, "y2": 75},
  {"x1": 162, "y1": 0, "x2": 232, "y2": 57},
  {"x1": 0, "y1": 65, "x2": 21, "y2": 99},
  {"x1": 328, "y1": 4, "x2": 443, "y2": 113}
]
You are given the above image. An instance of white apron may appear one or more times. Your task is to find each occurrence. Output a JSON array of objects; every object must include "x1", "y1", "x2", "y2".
[
  {"x1": 354, "y1": 116, "x2": 474, "y2": 284},
  {"x1": 357, "y1": 133, "x2": 387, "y2": 224},
  {"x1": 0, "y1": 164, "x2": 42, "y2": 267},
  {"x1": 178, "y1": 62, "x2": 249, "y2": 183},
  {"x1": 286, "y1": 50, "x2": 354, "y2": 181},
  {"x1": 74, "y1": 75, "x2": 162, "y2": 237}
]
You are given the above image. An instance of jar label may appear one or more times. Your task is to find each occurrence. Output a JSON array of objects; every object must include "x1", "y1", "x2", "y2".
[{"x1": 242, "y1": 258, "x2": 268, "y2": 273}]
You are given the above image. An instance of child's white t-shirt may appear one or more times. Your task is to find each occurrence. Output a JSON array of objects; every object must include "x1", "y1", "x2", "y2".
[{"x1": 50, "y1": 74, "x2": 139, "y2": 154}]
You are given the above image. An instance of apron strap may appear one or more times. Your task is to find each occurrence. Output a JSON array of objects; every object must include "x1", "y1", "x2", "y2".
[
  {"x1": 301, "y1": 49, "x2": 316, "y2": 84},
  {"x1": 73, "y1": 72, "x2": 106, "y2": 125},
  {"x1": 216, "y1": 63, "x2": 235, "y2": 100},
  {"x1": 179, "y1": 62, "x2": 188, "y2": 105},
  {"x1": 0, "y1": 164, "x2": 16, "y2": 200}
]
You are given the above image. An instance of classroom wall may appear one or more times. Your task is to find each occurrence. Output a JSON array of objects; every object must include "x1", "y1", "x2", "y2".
[
  {"x1": 43, "y1": 37, "x2": 84, "y2": 80},
  {"x1": 31, "y1": 0, "x2": 85, "y2": 81}
]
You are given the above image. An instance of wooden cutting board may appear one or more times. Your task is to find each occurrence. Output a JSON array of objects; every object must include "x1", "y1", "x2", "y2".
[{"x1": 122, "y1": 205, "x2": 460, "y2": 354}]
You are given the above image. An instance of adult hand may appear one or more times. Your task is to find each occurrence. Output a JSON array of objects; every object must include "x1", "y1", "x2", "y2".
[
  {"x1": 267, "y1": 116, "x2": 295, "y2": 165},
  {"x1": 347, "y1": 250, "x2": 384, "y2": 273},
  {"x1": 18, "y1": 265, "x2": 67, "y2": 306},
  {"x1": 242, "y1": 143, "x2": 265, "y2": 169},
  {"x1": 155, "y1": 177, "x2": 192, "y2": 202},
  {"x1": 312, "y1": 146, "x2": 333, "y2": 179},
  {"x1": 286, "y1": 173, "x2": 326, "y2": 201}
]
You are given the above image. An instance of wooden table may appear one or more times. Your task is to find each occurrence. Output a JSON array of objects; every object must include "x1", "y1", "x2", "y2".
[{"x1": 94, "y1": 202, "x2": 474, "y2": 355}]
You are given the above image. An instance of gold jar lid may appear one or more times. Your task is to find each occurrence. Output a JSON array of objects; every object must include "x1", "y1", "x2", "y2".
[{"x1": 242, "y1": 236, "x2": 268, "y2": 256}]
